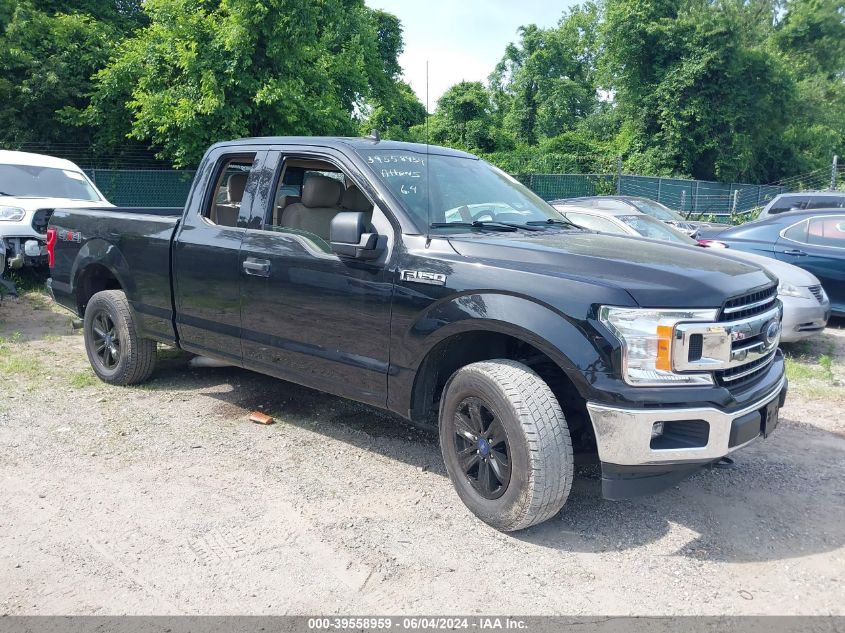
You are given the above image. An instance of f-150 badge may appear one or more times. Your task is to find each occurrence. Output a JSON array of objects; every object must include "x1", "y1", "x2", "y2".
[{"x1": 400, "y1": 270, "x2": 447, "y2": 286}]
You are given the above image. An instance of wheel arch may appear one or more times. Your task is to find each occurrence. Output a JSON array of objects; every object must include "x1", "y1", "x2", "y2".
[
  {"x1": 71, "y1": 239, "x2": 133, "y2": 316},
  {"x1": 405, "y1": 319, "x2": 600, "y2": 453}
]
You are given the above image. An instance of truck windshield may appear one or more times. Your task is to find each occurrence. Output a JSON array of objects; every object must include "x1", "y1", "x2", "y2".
[
  {"x1": 0, "y1": 164, "x2": 101, "y2": 201},
  {"x1": 358, "y1": 149, "x2": 566, "y2": 233}
]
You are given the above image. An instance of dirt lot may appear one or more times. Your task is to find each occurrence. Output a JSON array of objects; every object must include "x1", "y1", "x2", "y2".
[{"x1": 1, "y1": 288, "x2": 844, "y2": 615}]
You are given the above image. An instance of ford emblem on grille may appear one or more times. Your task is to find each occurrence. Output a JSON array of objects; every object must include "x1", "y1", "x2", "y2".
[{"x1": 763, "y1": 320, "x2": 781, "y2": 347}]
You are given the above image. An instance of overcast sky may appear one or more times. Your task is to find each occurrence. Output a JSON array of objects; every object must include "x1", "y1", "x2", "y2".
[{"x1": 365, "y1": 0, "x2": 578, "y2": 109}]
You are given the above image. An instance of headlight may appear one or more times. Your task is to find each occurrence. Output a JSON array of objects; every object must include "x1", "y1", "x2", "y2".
[
  {"x1": 777, "y1": 282, "x2": 811, "y2": 300},
  {"x1": 0, "y1": 206, "x2": 25, "y2": 222},
  {"x1": 599, "y1": 306, "x2": 718, "y2": 386}
]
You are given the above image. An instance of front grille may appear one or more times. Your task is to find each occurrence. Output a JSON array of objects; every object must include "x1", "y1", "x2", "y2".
[
  {"x1": 720, "y1": 285, "x2": 777, "y2": 321},
  {"x1": 31, "y1": 208, "x2": 54, "y2": 235},
  {"x1": 715, "y1": 349, "x2": 777, "y2": 389},
  {"x1": 808, "y1": 285, "x2": 824, "y2": 304}
]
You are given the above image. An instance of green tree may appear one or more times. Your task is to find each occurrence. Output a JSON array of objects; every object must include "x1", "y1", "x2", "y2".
[
  {"x1": 360, "y1": 80, "x2": 426, "y2": 141},
  {"x1": 490, "y1": 4, "x2": 601, "y2": 145},
  {"x1": 602, "y1": 0, "x2": 799, "y2": 181},
  {"x1": 774, "y1": 0, "x2": 845, "y2": 174},
  {"x1": 83, "y1": 0, "x2": 406, "y2": 166},
  {"x1": 422, "y1": 81, "x2": 499, "y2": 153},
  {"x1": 0, "y1": 0, "x2": 138, "y2": 146}
]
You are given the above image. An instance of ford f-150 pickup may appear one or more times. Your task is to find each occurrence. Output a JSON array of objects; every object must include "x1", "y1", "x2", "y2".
[{"x1": 47, "y1": 137, "x2": 788, "y2": 531}]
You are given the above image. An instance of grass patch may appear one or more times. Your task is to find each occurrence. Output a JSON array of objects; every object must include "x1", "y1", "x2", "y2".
[
  {"x1": 0, "y1": 352, "x2": 44, "y2": 379},
  {"x1": 0, "y1": 267, "x2": 49, "y2": 299},
  {"x1": 782, "y1": 336, "x2": 840, "y2": 393},
  {"x1": 68, "y1": 369, "x2": 97, "y2": 388}
]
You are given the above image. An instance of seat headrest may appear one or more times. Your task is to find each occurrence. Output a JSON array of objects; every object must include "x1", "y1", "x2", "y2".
[
  {"x1": 227, "y1": 173, "x2": 248, "y2": 203},
  {"x1": 341, "y1": 185, "x2": 373, "y2": 213},
  {"x1": 302, "y1": 175, "x2": 342, "y2": 208}
]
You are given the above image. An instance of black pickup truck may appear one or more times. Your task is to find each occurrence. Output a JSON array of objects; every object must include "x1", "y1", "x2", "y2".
[{"x1": 47, "y1": 137, "x2": 787, "y2": 531}]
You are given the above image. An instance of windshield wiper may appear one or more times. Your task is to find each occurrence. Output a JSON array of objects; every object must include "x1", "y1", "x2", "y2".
[
  {"x1": 0, "y1": 191, "x2": 14, "y2": 196},
  {"x1": 430, "y1": 221, "x2": 520, "y2": 232},
  {"x1": 526, "y1": 218, "x2": 580, "y2": 229}
]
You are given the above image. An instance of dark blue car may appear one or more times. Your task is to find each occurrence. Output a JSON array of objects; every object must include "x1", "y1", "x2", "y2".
[{"x1": 698, "y1": 209, "x2": 845, "y2": 316}]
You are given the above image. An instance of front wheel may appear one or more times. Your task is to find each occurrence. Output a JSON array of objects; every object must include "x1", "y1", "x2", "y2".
[
  {"x1": 83, "y1": 290, "x2": 157, "y2": 385},
  {"x1": 439, "y1": 359, "x2": 574, "y2": 532}
]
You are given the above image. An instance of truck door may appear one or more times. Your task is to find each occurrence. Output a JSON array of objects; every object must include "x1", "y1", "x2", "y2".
[
  {"x1": 172, "y1": 149, "x2": 267, "y2": 363},
  {"x1": 238, "y1": 149, "x2": 394, "y2": 406}
]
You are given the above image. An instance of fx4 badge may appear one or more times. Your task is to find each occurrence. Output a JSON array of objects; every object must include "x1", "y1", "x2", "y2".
[
  {"x1": 400, "y1": 270, "x2": 447, "y2": 286},
  {"x1": 58, "y1": 229, "x2": 82, "y2": 243}
]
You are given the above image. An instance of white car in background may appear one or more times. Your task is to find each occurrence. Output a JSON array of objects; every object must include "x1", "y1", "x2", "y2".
[
  {"x1": 555, "y1": 204, "x2": 831, "y2": 343},
  {"x1": 0, "y1": 151, "x2": 112, "y2": 272}
]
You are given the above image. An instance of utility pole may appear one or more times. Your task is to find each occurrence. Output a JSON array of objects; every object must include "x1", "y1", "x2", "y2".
[
  {"x1": 731, "y1": 189, "x2": 739, "y2": 224},
  {"x1": 616, "y1": 156, "x2": 622, "y2": 194},
  {"x1": 831, "y1": 155, "x2": 839, "y2": 191}
]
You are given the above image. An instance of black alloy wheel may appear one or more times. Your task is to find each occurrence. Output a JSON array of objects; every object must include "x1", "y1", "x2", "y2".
[
  {"x1": 453, "y1": 396, "x2": 511, "y2": 499},
  {"x1": 90, "y1": 310, "x2": 121, "y2": 370}
]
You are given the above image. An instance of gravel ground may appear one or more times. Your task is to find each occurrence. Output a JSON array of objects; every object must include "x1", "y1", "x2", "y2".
[{"x1": 0, "y1": 293, "x2": 843, "y2": 615}]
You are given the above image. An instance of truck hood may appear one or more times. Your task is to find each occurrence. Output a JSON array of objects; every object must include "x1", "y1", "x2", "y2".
[
  {"x1": 447, "y1": 230, "x2": 776, "y2": 308},
  {"x1": 0, "y1": 196, "x2": 113, "y2": 210}
]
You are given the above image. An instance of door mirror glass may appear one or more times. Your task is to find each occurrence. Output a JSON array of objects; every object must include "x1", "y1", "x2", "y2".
[{"x1": 330, "y1": 211, "x2": 383, "y2": 260}]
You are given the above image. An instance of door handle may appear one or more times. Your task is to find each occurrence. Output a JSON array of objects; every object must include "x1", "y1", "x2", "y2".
[
  {"x1": 242, "y1": 257, "x2": 271, "y2": 276},
  {"x1": 782, "y1": 249, "x2": 807, "y2": 256}
]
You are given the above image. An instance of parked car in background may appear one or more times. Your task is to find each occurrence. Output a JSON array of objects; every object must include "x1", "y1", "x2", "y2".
[
  {"x1": 756, "y1": 192, "x2": 845, "y2": 222},
  {"x1": 0, "y1": 151, "x2": 112, "y2": 277},
  {"x1": 697, "y1": 210, "x2": 844, "y2": 317},
  {"x1": 555, "y1": 204, "x2": 831, "y2": 342},
  {"x1": 0, "y1": 238, "x2": 14, "y2": 296},
  {"x1": 553, "y1": 195, "x2": 720, "y2": 236}
]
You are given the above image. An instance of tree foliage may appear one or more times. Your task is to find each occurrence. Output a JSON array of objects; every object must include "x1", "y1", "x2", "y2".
[
  {"x1": 78, "y1": 0, "x2": 408, "y2": 166},
  {"x1": 0, "y1": 0, "x2": 140, "y2": 146},
  {"x1": 0, "y1": 0, "x2": 843, "y2": 181}
]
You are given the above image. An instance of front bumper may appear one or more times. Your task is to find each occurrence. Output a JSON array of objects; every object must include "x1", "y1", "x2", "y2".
[
  {"x1": 780, "y1": 295, "x2": 830, "y2": 342},
  {"x1": 587, "y1": 374, "x2": 787, "y2": 499}
]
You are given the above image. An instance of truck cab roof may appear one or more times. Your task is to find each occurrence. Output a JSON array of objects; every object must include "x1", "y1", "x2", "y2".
[{"x1": 210, "y1": 136, "x2": 479, "y2": 159}]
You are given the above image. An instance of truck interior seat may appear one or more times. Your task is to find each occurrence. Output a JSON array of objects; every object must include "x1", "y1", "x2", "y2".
[
  {"x1": 273, "y1": 195, "x2": 301, "y2": 226},
  {"x1": 281, "y1": 175, "x2": 343, "y2": 240},
  {"x1": 213, "y1": 172, "x2": 248, "y2": 227}
]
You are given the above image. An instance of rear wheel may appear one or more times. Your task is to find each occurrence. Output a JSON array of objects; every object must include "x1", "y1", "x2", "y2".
[
  {"x1": 83, "y1": 290, "x2": 156, "y2": 385},
  {"x1": 439, "y1": 359, "x2": 574, "y2": 532}
]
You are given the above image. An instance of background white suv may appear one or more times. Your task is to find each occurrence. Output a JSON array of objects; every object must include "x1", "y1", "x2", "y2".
[{"x1": 0, "y1": 150, "x2": 112, "y2": 272}]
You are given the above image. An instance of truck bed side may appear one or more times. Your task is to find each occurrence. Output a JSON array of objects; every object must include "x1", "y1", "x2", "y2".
[{"x1": 48, "y1": 207, "x2": 181, "y2": 344}]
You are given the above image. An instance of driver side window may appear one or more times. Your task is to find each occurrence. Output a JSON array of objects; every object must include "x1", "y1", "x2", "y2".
[{"x1": 260, "y1": 157, "x2": 375, "y2": 254}]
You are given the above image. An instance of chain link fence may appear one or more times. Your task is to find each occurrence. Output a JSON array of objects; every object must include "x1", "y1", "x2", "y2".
[{"x1": 85, "y1": 169, "x2": 196, "y2": 208}]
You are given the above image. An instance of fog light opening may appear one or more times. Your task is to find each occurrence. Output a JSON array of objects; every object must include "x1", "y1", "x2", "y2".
[{"x1": 651, "y1": 422, "x2": 665, "y2": 439}]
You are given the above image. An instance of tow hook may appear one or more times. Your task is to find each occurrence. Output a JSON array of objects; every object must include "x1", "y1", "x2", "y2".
[{"x1": 711, "y1": 456, "x2": 735, "y2": 469}]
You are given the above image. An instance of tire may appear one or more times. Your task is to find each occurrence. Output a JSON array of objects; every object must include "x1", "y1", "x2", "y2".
[
  {"x1": 439, "y1": 359, "x2": 573, "y2": 532},
  {"x1": 83, "y1": 289, "x2": 157, "y2": 385}
]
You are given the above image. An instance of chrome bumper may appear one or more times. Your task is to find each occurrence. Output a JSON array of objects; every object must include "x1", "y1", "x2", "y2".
[{"x1": 586, "y1": 375, "x2": 786, "y2": 466}]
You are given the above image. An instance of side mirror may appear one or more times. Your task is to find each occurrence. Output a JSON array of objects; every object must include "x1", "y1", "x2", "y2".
[{"x1": 330, "y1": 211, "x2": 383, "y2": 260}]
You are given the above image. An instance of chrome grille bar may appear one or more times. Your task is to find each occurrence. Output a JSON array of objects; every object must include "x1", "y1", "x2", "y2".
[{"x1": 722, "y1": 295, "x2": 776, "y2": 315}]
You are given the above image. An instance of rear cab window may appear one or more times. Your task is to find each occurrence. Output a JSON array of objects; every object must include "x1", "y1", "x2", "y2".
[{"x1": 204, "y1": 154, "x2": 257, "y2": 227}]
